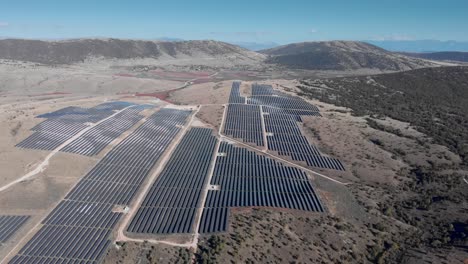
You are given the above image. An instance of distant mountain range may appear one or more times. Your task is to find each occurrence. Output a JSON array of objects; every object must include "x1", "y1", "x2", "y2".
[
  {"x1": 367, "y1": 40, "x2": 468, "y2": 52},
  {"x1": 0, "y1": 38, "x2": 263, "y2": 64},
  {"x1": 228, "y1": 41, "x2": 280, "y2": 51},
  {"x1": 260, "y1": 41, "x2": 438, "y2": 71},
  {"x1": 0, "y1": 38, "x2": 453, "y2": 71},
  {"x1": 229, "y1": 40, "x2": 468, "y2": 53}
]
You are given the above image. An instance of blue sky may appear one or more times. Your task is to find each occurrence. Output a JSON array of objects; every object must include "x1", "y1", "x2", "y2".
[{"x1": 0, "y1": 0, "x2": 467, "y2": 44}]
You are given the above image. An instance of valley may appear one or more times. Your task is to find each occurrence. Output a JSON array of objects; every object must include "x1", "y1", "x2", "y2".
[{"x1": 0, "y1": 38, "x2": 466, "y2": 264}]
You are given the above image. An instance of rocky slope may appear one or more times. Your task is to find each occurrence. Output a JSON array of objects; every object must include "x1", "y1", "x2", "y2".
[{"x1": 261, "y1": 41, "x2": 440, "y2": 71}]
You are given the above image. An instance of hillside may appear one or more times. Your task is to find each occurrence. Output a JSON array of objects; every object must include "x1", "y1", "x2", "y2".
[
  {"x1": 298, "y1": 66, "x2": 468, "y2": 263},
  {"x1": 300, "y1": 66, "x2": 468, "y2": 159},
  {"x1": 0, "y1": 38, "x2": 264, "y2": 65},
  {"x1": 261, "y1": 41, "x2": 439, "y2": 71},
  {"x1": 400, "y1": 51, "x2": 468, "y2": 63}
]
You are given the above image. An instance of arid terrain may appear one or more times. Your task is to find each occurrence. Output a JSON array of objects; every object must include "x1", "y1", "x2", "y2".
[{"x1": 0, "y1": 39, "x2": 466, "y2": 264}]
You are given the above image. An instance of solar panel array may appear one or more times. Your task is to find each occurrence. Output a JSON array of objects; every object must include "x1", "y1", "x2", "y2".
[
  {"x1": 0, "y1": 216, "x2": 30, "y2": 243},
  {"x1": 199, "y1": 142, "x2": 324, "y2": 233},
  {"x1": 248, "y1": 96, "x2": 320, "y2": 111},
  {"x1": 128, "y1": 127, "x2": 217, "y2": 235},
  {"x1": 263, "y1": 107, "x2": 345, "y2": 171},
  {"x1": 16, "y1": 101, "x2": 138, "y2": 151},
  {"x1": 11, "y1": 226, "x2": 111, "y2": 264},
  {"x1": 263, "y1": 106, "x2": 321, "y2": 122},
  {"x1": 10, "y1": 108, "x2": 191, "y2": 264},
  {"x1": 36, "y1": 106, "x2": 92, "y2": 119},
  {"x1": 88, "y1": 101, "x2": 136, "y2": 112},
  {"x1": 43, "y1": 201, "x2": 121, "y2": 229},
  {"x1": 60, "y1": 105, "x2": 153, "y2": 156},
  {"x1": 36, "y1": 102, "x2": 136, "y2": 119},
  {"x1": 223, "y1": 104, "x2": 264, "y2": 146},
  {"x1": 251, "y1": 83, "x2": 283, "y2": 96},
  {"x1": 223, "y1": 83, "x2": 344, "y2": 171},
  {"x1": 247, "y1": 84, "x2": 320, "y2": 112},
  {"x1": 228, "y1": 81, "x2": 245, "y2": 104},
  {"x1": 65, "y1": 108, "x2": 192, "y2": 205},
  {"x1": 15, "y1": 132, "x2": 77, "y2": 151}
]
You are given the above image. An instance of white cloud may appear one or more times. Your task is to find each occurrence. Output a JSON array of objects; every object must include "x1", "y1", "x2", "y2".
[
  {"x1": 0, "y1": 22, "x2": 9, "y2": 27},
  {"x1": 308, "y1": 28, "x2": 318, "y2": 34}
]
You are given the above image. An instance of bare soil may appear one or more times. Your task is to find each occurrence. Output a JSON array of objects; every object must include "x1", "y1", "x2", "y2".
[
  {"x1": 104, "y1": 241, "x2": 191, "y2": 264},
  {"x1": 196, "y1": 105, "x2": 225, "y2": 132},
  {"x1": 169, "y1": 81, "x2": 231, "y2": 105}
]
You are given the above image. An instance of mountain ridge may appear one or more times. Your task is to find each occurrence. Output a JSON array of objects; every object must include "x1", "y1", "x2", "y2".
[
  {"x1": 260, "y1": 41, "x2": 439, "y2": 71},
  {"x1": 0, "y1": 38, "x2": 446, "y2": 71},
  {"x1": 0, "y1": 38, "x2": 263, "y2": 65}
]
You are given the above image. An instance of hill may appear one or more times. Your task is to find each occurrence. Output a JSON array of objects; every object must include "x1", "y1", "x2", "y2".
[
  {"x1": 400, "y1": 51, "x2": 468, "y2": 63},
  {"x1": 298, "y1": 66, "x2": 468, "y2": 263},
  {"x1": 228, "y1": 41, "x2": 280, "y2": 51},
  {"x1": 367, "y1": 40, "x2": 468, "y2": 52},
  {"x1": 300, "y1": 66, "x2": 468, "y2": 162},
  {"x1": 0, "y1": 38, "x2": 264, "y2": 65},
  {"x1": 260, "y1": 41, "x2": 439, "y2": 71}
]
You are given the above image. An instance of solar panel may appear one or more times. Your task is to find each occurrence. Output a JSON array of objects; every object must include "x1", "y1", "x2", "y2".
[
  {"x1": 60, "y1": 105, "x2": 153, "y2": 156},
  {"x1": 17, "y1": 225, "x2": 111, "y2": 261},
  {"x1": 17, "y1": 101, "x2": 143, "y2": 152},
  {"x1": 200, "y1": 142, "x2": 325, "y2": 233},
  {"x1": 11, "y1": 108, "x2": 192, "y2": 263},
  {"x1": 228, "y1": 81, "x2": 245, "y2": 104},
  {"x1": 263, "y1": 108, "x2": 345, "y2": 171},
  {"x1": 251, "y1": 83, "x2": 283, "y2": 96},
  {"x1": 15, "y1": 131, "x2": 74, "y2": 151},
  {"x1": 223, "y1": 104, "x2": 264, "y2": 146},
  {"x1": 222, "y1": 83, "x2": 345, "y2": 171},
  {"x1": 223, "y1": 83, "x2": 344, "y2": 171},
  {"x1": 128, "y1": 127, "x2": 217, "y2": 235},
  {"x1": 247, "y1": 84, "x2": 320, "y2": 112},
  {"x1": 0, "y1": 215, "x2": 30, "y2": 243},
  {"x1": 43, "y1": 200, "x2": 121, "y2": 229}
]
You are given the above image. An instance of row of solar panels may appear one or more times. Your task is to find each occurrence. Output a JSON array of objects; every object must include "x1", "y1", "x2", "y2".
[
  {"x1": 60, "y1": 105, "x2": 152, "y2": 156},
  {"x1": 228, "y1": 82, "x2": 321, "y2": 114},
  {"x1": 13, "y1": 226, "x2": 111, "y2": 263},
  {"x1": 224, "y1": 83, "x2": 345, "y2": 171},
  {"x1": 199, "y1": 142, "x2": 325, "y2": 233},
  {"x1": 36, "y1": 101, "x2": 136, "y2": 119},
  {"x1": 251, "y1": 83, "x2": 283, "y2": 96},
  {"x1": 16, "y1": 102, "x2": 152, "y2": 155},
  {"x1": 223, "y1": 104, "x2": 264, "y2": 146},
  {"x1": 10, "y1": 109, "x2": 192, "y2": 264},
  {"x1": 127, "y1": 127, "x2": 217, "y2": 235},
  {"x1": 9, "y1": 255, "x2": 97, "y2": 264},
  {"x1": 263, "y1": 107, "x2": 345, "y2": 171},
  {"x1": 223, "y1": 104, "x2": 344, "y2": 171},
  {"x1": 247, "y1": 96, "x2": 320, "y2": 112},
  {"x1": 0, "y1": 215, "x2": 30, "y2": 244},
  {"x1": 127, "y1": 126, "x2": 325, "y2": 236},
  {"x1": 227, "y1": 81, "x2": 245, "y2": 104}
]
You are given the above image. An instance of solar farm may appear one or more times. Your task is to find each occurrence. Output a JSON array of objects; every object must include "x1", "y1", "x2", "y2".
[
  {"x1": 225, "y1": 82, "x2": 345, "y2": 171},
  {"x1": 0, "y1": 81, "x2": 348, "y2": 263}
]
